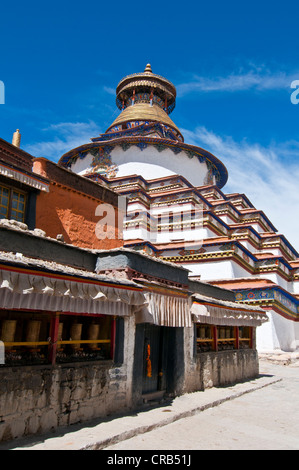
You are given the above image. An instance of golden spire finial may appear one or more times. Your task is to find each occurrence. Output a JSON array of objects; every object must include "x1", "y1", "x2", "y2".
[
  {"x1": 12, "y1": 129, "x2": 21, "y2": 148},
  {"x1": 144, "y1": 63, "x2": 152, "y2": 73}
]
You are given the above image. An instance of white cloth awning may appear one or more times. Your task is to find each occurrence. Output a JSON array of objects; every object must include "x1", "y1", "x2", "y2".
[
  {"x1": 0, "y1": 164, "x2": 49, "y2": 192},
  {"x1": 135, "y1": 291, "x2": 192, "y2": 327},
  {"x1": 0, "y1": 268, "x2": 146, "y2": 316},
  {"x1": 191, "y1": 294, "x2": 268, "y2": 327}
]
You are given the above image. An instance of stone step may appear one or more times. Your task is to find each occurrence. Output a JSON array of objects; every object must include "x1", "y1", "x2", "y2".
[{"x1": 142, "y1": 390, "x2": 166, "y2": 403}]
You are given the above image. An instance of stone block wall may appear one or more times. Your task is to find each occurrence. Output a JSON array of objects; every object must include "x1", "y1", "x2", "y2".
[
  {"x1": 0, "y1": 316, "x2": 136, "y2": 443},
  {"x1": 184, "y1": 349, "x2": 259, "y2": 393},
  {"x1": 183, "y1": 327, "x2": 259, "y2": 393},
  {"x1": 0, "y1": 361, "x2": 131, "y2": 442}
]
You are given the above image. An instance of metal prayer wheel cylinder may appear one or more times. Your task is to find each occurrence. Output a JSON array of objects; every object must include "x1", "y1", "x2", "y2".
[
  {"x1": 1, "y1": 320, "x2": 17, "y2": 342},
  {"x1": 58, "y1": 323, "x2": 63, "y2": 341},
  {"x1": 219, "y1": 327, "x2": 225, "y2": 338},
  {"x1": 88, "y1": 323, "x2": 100, "y2": 350},
  {"x1": 226, "y1": 328, "x2": 230, "y2": 338},
  {"x1": 57, "y1": 323, "x2": 63, "y2": 350},
  {"x1": 26, "y1": 320, "x2": 41, "y2": 345},
  {"x1": 70, "y1": 323, "x2": 82, "y2": 350},
  {"x1": 199, "y1": 326, "x2": 205, "y2": 339}
]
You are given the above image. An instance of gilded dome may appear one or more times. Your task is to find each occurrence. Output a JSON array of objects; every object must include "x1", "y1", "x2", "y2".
[{"x1": 106, "y1": 102, "x2": 183, "y2": 139}]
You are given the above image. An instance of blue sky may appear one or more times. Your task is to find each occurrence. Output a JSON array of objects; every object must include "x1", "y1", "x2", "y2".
[{"x1": 1, "y1": 0, "x2": 299, "y2": 248}]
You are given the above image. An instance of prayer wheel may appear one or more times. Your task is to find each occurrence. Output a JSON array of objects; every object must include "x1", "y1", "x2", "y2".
[
  {"x1": 58, "y1": 323, "x2": 63, "y2": 341},
  {"x1": 199, "y1": 326, "x2": 205, "y2": 339},
  {"x1": 88, "y1": 323, "x2": 100, "y2": 350},
  {"x1": 26, "y1": 320, "x2": 41, "y2": 343},
  {"x1": 70, "y1": 323, "x2": 82, "y2": 350},
  {"x1": 1, "y1": 320, "x2": 17, "y2": 342}
]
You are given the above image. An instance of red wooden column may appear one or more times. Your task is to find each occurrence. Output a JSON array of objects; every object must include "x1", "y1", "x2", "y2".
[
  {"x1": 48, "y1": 312, "x2": 60, "y2": 365},
  {"x1": 110, "y1": 316, "x2": 116, "y2": 360},
  {"x1": 212, "y1": 325, "x2": 218, "y2": 352}
]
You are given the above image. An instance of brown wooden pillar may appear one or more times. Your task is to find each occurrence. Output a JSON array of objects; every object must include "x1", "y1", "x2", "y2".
[
  {"x1": 48, "y1": 312, "x2": 60, "y2": 365},
  {"x1": 212, "y1": 325, "x2": 218, "y2": 352}
]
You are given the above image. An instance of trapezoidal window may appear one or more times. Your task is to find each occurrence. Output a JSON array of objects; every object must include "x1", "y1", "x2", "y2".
[{"x1": 0, "y1": 184, "x2": 26, "y2": 222}]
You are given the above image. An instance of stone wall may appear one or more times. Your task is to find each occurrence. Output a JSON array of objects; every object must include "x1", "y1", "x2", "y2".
[
  {"x1": 183, "y1": 327, "x2": 259, "y2": 393},
  {"x1": 0, "y1": 361, "x2": 131, "y2": 442},
  {"x1": 184, "y1": 349, "x2": 259, "y2": 393},
  {"x1": 0, "y1": 316, "x2": 136, "y2": 443}
]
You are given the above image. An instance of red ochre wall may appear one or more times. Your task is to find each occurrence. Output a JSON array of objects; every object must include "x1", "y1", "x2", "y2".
[{"x1": 33, "y1": 158, "x2": 124, "y2": 250}]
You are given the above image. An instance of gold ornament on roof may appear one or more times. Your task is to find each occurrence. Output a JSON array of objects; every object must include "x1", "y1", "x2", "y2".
[
  {"x1": 12, "y1": 129, "x2": 21, "y2": 148},
  {"x1": 144, "y1": 64, "x2": 153, "y2": 73}
]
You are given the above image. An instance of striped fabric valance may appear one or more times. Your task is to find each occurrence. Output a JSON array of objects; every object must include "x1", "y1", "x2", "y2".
[
  {"x1": 191, "y1": 294, "x2": 268, "y2": 327},
  {"x1": 135, "y1": 291, "x2": 192, "y2": 327},
  {"x1": 0, "y1": 267, "x2": 146, "y2": 316}
]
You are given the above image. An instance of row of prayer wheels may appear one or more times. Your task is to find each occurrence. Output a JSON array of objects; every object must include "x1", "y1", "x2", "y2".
[
  {"x1": 1, "y1": 320, "x2": 42, "y2": 343},
  {"x1": 218, "y1": 327, "x2": 234, "y2": 339},
  {"x1": 69, "y1": 323, "x2": 100, "y2": 350},
  {"x1": 198, "y1": 326, "x2": 211, "y2": 339},
  {"x1": 198, "y1": 326, "x2": 234, "y2": 340},
  {"x1": 0, "y1": 320, "x2": 100, "y2": 350}
]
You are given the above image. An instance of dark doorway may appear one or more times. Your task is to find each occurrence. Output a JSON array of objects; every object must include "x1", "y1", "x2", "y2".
[
  {"x1": 132, "y1": 323, "x2": 185, "y2": 405},
  {"x1": 142, "y1": 324, "x2": 165, "y2": 395}
]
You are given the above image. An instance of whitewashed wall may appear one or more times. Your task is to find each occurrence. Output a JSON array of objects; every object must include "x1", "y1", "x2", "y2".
[
  {"x1": 182, "y1": 260, "x2": 235, "y2": 280},
  {"x1": 256, "y1": 310, "x2": 297, "y2": 352},
  {"x1": 70, "y1": 146, "x2": 212, "y2": 187}
]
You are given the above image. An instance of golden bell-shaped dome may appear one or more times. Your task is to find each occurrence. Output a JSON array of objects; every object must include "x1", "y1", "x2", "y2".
[{"x1": 107, "y1": 102, "x2": 182, "y2": 139}]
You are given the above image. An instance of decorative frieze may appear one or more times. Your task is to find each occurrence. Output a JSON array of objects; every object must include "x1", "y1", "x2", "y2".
[{"x1": 235, "y1": 288, "x2": 299, "y2": 320}]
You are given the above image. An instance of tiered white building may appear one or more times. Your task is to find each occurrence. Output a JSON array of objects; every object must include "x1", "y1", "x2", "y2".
[{"x1": 59, "y1": 64, "x2": 299, "y2": 352}]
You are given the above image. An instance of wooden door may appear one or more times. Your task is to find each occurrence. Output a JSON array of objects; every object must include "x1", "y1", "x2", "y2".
[{"x1": 142, "y1": 324, "x2": 163, "y2": 394}]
